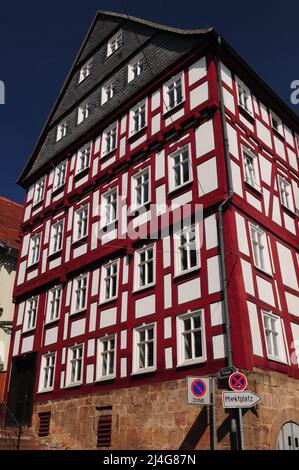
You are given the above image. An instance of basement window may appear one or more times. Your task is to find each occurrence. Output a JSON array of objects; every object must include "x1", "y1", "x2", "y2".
[{"x1": 97, "y1": 410, "x2": 112, "y2": 448}]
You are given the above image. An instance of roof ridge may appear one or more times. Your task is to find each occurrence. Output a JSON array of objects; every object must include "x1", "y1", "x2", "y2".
[
  {"x1": 0, "y1": 196, "x2": 23, "y2": 207},
  {"x1": 96, "y1": 9, "x2": 213, "y2": 35}
]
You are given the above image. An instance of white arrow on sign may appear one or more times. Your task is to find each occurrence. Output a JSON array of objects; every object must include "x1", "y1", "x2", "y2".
[{"x1": 222, "y1": 390, "x2": 261, "y2": 408}]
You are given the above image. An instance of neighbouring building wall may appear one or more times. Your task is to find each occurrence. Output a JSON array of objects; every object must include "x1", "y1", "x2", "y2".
[{"x1": 0, "y1": 255, "x2": 17, "y2": 399}]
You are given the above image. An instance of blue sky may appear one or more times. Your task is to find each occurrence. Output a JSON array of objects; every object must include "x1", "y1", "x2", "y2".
[{"x1": 0, "y1": 0, "x2": 298, "y2": 204}]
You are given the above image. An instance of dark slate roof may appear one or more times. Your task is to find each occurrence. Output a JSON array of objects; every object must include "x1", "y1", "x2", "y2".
[{"x1": 18, "y1": 11, "x2": 211, "y2": 187}]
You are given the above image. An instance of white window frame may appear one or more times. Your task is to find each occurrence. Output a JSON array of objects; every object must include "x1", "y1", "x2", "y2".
[
  {"x1": 101, "y1": 188, "x2": 118, "y2": 227},
  {"x1": 163, "y1": 72, "x2": 185, "y2": 113},
  {"x1": 99, "y1": 260, "x2": 119, "y2": 304},
  {"x1": 65, "y1": 344, "x2": 84, "y2": 387},
  {"x1": 249, "y1": 224, "x2": 272, "y2": 274},
  {"x1": 56, "y1": 121, "x2": 67, "y2": 142},
  {"x1": 174, "y1": 224, "x2": 201, "y2": 276},
  {"x1": 101, "y1": 80, "x2": 116, "y2": 105},
  {"x1": 73, "y1": 204, "x2": 89, "y2": 243},
  {"x1": 78, "y1": 57, "x2": 93, "y2": 84},
  {"x1": 33, "y1": 178, "x2": 45, "y2": 206},
  {"x1": 96, "y1": 334, "x2": 117, "y2": 381},
  {"x1": 131, "y1": 167, "x2": 151, "y2": 211},
  {"x1": 278, "y1": 175, "x2": 294, "y2": 212},
  {"x1": 28, "y1": 233, "x2": 41, "y2": 266},
  {"x1": 45, "y1": 285, "x2": 62, "y2": 324},
  {"x1": 262, "y1": 310, "x2": 287, "y2": 363},
  {"x1": 53, "y1": 159, "x2": 67, "y2": 190},
  {"x1": 132, "y1": 323, "x2": 156, "y2": 375},
  {"x1": 176, "y1": 310, "x2": 206, "y2": 367},
  {"x1": 71, "y1": 274, "x2": 89, "y2": 315},
  {"x1": 101, "y1": 122, "x2": 118, "y2": 156},
  {"x1": 236, "y1": 77, "x2": 253, "y2": 115},
  {"x1": 129, "y1": 99, "x2": 147, "y2": 135},
  {"x1": 128, "y1": 53, "x2": 144, "y2": 82},
  {"x1": 242, "y1": 146, "x2": 261, "y2": 191},
  {"x1": 77, "y1": 100, "x2": 90, "y2": 124},
  {"x1": 23, "y1": 296, "x2": 39, "y2": 332},
  {"x1": 107, "y1": 30, "x2": 122, "y2": 57},
  {"x1": 168, "y1": 144, "x2": 193, "y2": 192},
  {"x1": 49, "y1": 219, "x2": 64, "y2": 255},
  {"x1": 75, "y1": 142, "x2": 91, "y2": 175},
  {"x1": 38, "y1": 352, "x2": 56, "y2": 393},
  {"x1": 270, "y1": 111, "x2": 284, "y2": 136},
  {"x1": 133, "y1": 244, "x2": 156, "y2": 292}
]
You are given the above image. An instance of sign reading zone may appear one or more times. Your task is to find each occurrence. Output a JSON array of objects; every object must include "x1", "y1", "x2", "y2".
[{"x1": 187, "y1": 377, "x2": 211, "y2": 405}]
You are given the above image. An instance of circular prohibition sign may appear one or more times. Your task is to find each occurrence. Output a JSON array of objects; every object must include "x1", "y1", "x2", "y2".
[
  {"x1": 228, "y1": 372, "x2": 248, "y2": 391},
  {"x1": 191, "y1": 378, "x2": 207, "y2": 398}
]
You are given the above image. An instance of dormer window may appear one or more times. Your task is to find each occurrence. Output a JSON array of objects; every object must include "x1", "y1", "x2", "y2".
[
  {"x1": 77, "y1": 101, "x2": 91, "y2": 124},
  {"x1": 102, "y1": 80, "x2": 116, "y2": 105},
  {"x1": 78, "y1": 58, "x2": 93, "y2": 84},
  {"x1": 128, "y1": 54, "x2": 144, "y2": 82},
  {"x1": 56, "y1": 121, "x2": 67, "y2": 141},
  {"x1": 107, "y1": 30, "x2": 122, "y2": 57}
]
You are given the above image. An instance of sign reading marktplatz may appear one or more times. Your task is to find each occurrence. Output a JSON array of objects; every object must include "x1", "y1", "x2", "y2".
[
  {"x1": 186, "y1": 376, "x2": 211, "y2": 405},
  {"x1": 222, "y1": 390, "x2": 262, "y2": 408}
]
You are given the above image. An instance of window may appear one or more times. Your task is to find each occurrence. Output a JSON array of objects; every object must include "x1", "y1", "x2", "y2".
[
  {"x1": 262, "y1": 311, "x2": 287, "y2": 363},
  {"x1": 39, "y1": 353, "x2": 56, "y2": 392},
  {"x1": 130, "y1": 100, "x2": 147, "y2": 135},
  {"x1": 242, "y1": 147, "x2": 261, "y2": 190},
  {"x1": 249, "y1": 224, "x2": 271, "y2": 273},
  {"x1": 74, "y1": 205, "x2": 88, "y2": 242},
  {"x1": 177, "y1": 311, "x2": 206, "y2": 366},
  {"x1": 174, "y1": 225, "x2": 200, "y2": 276},
  {"x1": 76, "y1": 143, "x2": 91, "y2": 175},
  {"x1": 24, "y1": 297, "x2": 38, "y2": 331},
  {"x1": 96, "y1": 335, "x2": 116, "y2": 380},
  {"x1": 237, "y1": 80, "x2": 252, "y2": 114},
  {"x1": 50, "y1": 220, "x2": 64, "y2": 255},
  {"x1": 102, "y1": 80, "x2": 116, "y2": 105},
  {"x1": 133, "y1": 324, "x2": 156, "y2": 374},
  {"x1": 77, "y1": 101, "x2": 90, "y2": 124},
  {"x1": 29, "y1": 233, "x2": 41, "y2": 266},
  {"x1": 164, "y1": 74, "x2": 184, "y2": 112},
  {"x1": 101, "y1": 189, "x2": 117, "y2": 226},
  {"x1": 66, "y1": 344, "x2": 84, "y2": 386},
  {"x1": 100, "y1": 261, "x2": 118, "y2": 303},
  {"x1": 169, "y1": 145, "x2": 192, "y2": 191},
  {"x1": 71, "y1": 274, "x2": 88, "y2": 314},
  {"x1": 278, "y1": 176, "x2": 294, "y2": 211},
  {"x1": 134, "y1": 245, "x2": 155, "y2": 291},
  {"x1": 102, "y1": 123, "x2": 117, "y2": 156},
  {"x1": 132, "y1": 168, "x2": 150, "y2": 209},
  {"x1": 53, "y1": 160, "x2": 67, "y2": 190},
  {"x1": 46, "y1": 286, "x2": 62, "y2": 323},
  {"x1": 270, "y1": 111, "x2": 283, "y2": 135},
  {"x1": 107, "y1": 30, "x2": 122, "y2": 57},
  {"x1": 128, "y1": 54, "x2": 144, "y2": 82},
  {"x1": 33, "y1": 178, "x2": 45, "y2": 205},
  {"x1": 78, "y1": 57, "x2": 93, "y2": 84},
  {"x1": 56, "y1": 121, "x2": 67, "y2": 142}
]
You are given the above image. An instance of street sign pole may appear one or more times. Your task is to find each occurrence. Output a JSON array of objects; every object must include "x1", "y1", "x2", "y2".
[{"x1": 209, "y1": 377, "x2": 217, "y2": 450}]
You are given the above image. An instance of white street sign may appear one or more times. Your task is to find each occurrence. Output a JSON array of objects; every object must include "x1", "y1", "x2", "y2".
[
  {"x1": 222, "y1": 390, "x2": 261, "y2": 408},
  {"x1": 187, "y1": 377, "x2": 211, "y2": 405}
]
